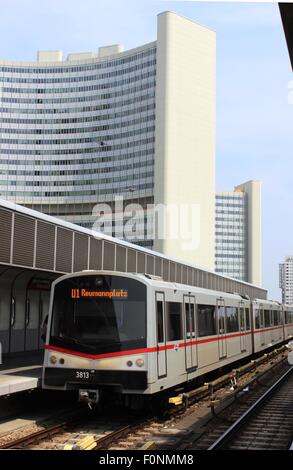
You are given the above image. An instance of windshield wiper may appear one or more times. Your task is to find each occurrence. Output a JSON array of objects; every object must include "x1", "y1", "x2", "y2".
[{"x1": 57, "y1": 336, "x2": 97, "y2": 351}]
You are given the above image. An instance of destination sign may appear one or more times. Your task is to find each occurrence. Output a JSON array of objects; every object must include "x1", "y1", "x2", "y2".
[{"x1": 70, "y1": 288, "x2": 128, "y2": 299}]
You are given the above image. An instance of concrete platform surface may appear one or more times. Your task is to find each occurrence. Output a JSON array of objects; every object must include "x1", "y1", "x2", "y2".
[
  {"x1": 0, "y1": 352, "x2": 43, "y2": 397},
  {"x1": 0, "y1": 367, "x2": 42, "y2": 397}
]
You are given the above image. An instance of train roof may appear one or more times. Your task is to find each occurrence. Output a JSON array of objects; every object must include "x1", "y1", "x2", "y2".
[
  {"x1": 282, "y1": 304, "x2": 293, "y2": 310},
  {"x1": 0, "y1": 197, "x2": 265, "y2": 292},
  {"x1": 253, "y1": 298, "x2": 282, "y2": 307},
  {"x1": 53, "y1": 270, "x2": 251, "y2": 302}
]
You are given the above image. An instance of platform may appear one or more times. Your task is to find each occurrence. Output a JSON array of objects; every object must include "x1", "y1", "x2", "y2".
[{"x1": 0, "y1": 352, "x2": 43, "y2": 397}]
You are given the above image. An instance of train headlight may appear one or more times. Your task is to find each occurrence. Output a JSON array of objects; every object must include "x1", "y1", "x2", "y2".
[
  {"x1": 135, "y1": 358, "x2": 144, "y2": 367},
  {"x1": 50, "y1": 355, "x2": 57, "y2": 365}
]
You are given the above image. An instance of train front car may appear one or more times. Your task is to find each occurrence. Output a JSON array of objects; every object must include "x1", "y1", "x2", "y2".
[{"x1": 42, "y1": 271, "x2": 148, "y2": 407}]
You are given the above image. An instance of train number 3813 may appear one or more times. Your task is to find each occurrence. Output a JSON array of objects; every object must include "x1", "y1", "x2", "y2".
[{"x1": 75, "y1": 371, "x2": 90, "y2": 380}]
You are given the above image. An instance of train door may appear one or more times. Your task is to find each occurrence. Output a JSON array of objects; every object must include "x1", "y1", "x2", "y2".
[
  {"x1": 270, "y1": 309, "x2": 274, "y2": 343},
  {"x1": 10, "y1": 271, "x2": 34, "y2": 353},
  {"x1": 259, "y1": 306, "x2": 265, "y2": 346},
  {"x1": 239, "y1": 302, "x2": 246, "y2": 352},
  {"x1": 155, "y1": 292, "x2": 167, "y2": 378},
  {"x1": 24, "y1": 292, "x2": 40, "y2": 352},
  {"x1": 38, "y1": 290, "x2": 50, "y2": 349},
  {"x1": 0, "y1": 269, "x2": 16, "y2": 354},
  {"x1": 184, "y1": 295, "x2": 197, "y2": 371},
  {"x1": 217, "y1": 298, "x2": 227, "y2": 359},
  {"x1": 9, "y1": 295, "x2": 24, "y2": 353}
]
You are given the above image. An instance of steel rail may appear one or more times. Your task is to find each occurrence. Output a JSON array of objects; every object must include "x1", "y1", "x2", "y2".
[
  {"x1": 208, "y1": 365, "x2": 293, "y2": 450},
  {"x1": 0, "y1": 408, "x2": 88, "y2": 449}
]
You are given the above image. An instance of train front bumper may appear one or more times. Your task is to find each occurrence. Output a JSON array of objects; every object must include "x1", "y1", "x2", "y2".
[{"x1": 43, "y1": 367, "x2": 148, "y2": 391}]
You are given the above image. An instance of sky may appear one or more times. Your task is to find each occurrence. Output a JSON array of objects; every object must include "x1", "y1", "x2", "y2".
[{"x1": 0, "y1": 0, "x2": 292, "y2": 299}]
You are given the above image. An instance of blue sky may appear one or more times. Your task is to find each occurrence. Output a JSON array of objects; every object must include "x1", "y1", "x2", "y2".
[{"x1": 0, "y1": 1, "x2": 292, "y2": 299}]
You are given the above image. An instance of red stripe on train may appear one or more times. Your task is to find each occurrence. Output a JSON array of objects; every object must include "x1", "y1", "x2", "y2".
[
  {"x1": 45, "y1": 325, "x2": 285, "y2": 360},
  {"x1": 45, "y1": 330, "x2": 251, "y2": 360}
]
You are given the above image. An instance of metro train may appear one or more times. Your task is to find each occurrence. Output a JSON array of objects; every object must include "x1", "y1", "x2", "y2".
[{"x1": 42, "y1": 271, "x2": 293, "y2": 407}]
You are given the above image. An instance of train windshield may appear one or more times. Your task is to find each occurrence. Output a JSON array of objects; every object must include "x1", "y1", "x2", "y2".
[{"x1": 49, "y1": 275, "x2": 147, "y2": 354}]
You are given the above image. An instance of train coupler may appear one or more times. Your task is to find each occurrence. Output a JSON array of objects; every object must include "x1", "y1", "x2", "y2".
[{"x1": 78, "y1": 389, "x2": 99, "y2": 408}]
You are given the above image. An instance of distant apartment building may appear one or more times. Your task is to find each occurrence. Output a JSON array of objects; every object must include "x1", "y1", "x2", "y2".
[
  {"x1": 279, "y1": 256, "x2": 293, "y2": 304},
  {"x1": 0, "y1": 11, "x2": 216, "y2": 271},
  {"x1": 215, "y1": 181, "x2": 262, "y2": 287}
]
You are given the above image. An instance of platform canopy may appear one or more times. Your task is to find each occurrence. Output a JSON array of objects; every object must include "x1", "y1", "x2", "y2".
[{"x1": 279, "y1": 3, "x2": 293, "y2": 70}]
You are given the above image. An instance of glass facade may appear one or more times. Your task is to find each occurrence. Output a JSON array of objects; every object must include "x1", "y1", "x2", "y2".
[
  {"x1": 215, "y1": 192, "x2": 248, "y2": 281},
  {"x1": 0, "y1": 46, "x2": 156, "y2": 247},
  {"x1": 279, "y1": 257, "x2": 293, "y2": 305}
]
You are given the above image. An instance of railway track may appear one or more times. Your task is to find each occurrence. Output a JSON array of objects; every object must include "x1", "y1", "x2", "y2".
[
  {"x1": 208, "y1": 365, "x2": 293, "y2": 450},
  {"x1": 0, "y1": 346, "x2": 290, "y2": 450},
  {"x1": 0, "y1": 406, "x2": 141, "y2": 450}
]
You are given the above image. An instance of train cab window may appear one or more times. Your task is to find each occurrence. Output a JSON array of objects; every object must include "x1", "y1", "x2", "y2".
[
  {"x1": 245, "y1": 308, "x2": 250, "y2": 330},
  {"x1": 264, "y1": 310, "x2": 271, "y2": 327},
  {"x1": 50, "y1": 275, "x2": 147, "y2": 355},
  {"x1": 156, "y1": 301, "x2": 164, "y2": 343},
  {"x1": 198, "y1": 305, "x2": 216, "y2": 337},
  {"x1": 166, "y1": 302, "x2": 182, "y2": 341},
  {"x1": 226, "y1": 306, "x2": 238, "y2": 333}
]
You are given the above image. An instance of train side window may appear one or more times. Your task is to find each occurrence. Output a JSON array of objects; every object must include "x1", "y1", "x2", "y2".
[
  {"x1": 264, "y1": 309, "x2": 271, "y2": 327},
  {"x1": 156, "y1": 301, "x2": 164, "y2": 343},
  {"x1": 190, "y1": 303, "x2": 195, "y2": 337},
  {"x1": 255, "y1": 309, "x2": 260, "y2": 329},
  {"x1": 226, "y1": 306, "x2": 238, "y2": 333},
  {"x1": 198, "y1": 305, "x2": 216, "y2": 337},
  {"x1": 273, "y1": 310, "x2": 279, "y2": 326},
  {"x1": 166, "y1": 302, "x2": 182, "y2": 341},
  {"x1": 245, "y1": 308, "x2": 250, "y2": 330},
  {"x1": 286, "y1": 310, "x2": 292, "y2": 324}
]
